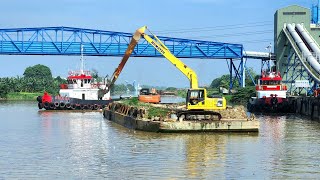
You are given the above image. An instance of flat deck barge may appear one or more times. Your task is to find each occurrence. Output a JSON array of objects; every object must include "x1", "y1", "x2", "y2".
[{"x1": 103, "y1": 103, "x2": 259, "y2": 133}]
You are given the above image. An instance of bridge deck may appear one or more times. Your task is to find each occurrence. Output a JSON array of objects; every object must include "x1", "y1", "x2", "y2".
[{"x1": 0, "y1": 26, "x2": 243, "y2": 59}]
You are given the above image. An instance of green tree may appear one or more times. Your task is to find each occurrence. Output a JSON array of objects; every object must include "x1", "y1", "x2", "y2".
[
  {"x1": 22, "y1": 64, "x2": 54, "y2": 93},
  {"x1": 245, "y1": 67, "x2": 258, "y2": 86},
  {"x1": 210, "y1": 67, "x2": 258, "y2": 89},
  {"x1": 126, "y1": 84, "x2": 135, "y2": 92},
  {"x1": 210, "y1": 74, "x2": 232, "y2": 89},
  {"x1": 230, "y1": 86, "x2": 256, "y2": 104},
  {"x1": 23, "y1": 64, "x2": 52, "y2": 79},
  {"x1": 0, "y1": 78, "x2": 10, "y2": 98},
  {"x1": 166, "y1": 87, "x2": 177, "y2": 91}
]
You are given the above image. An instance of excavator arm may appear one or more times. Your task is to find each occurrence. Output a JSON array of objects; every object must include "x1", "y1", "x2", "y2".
[
  {"x1": 135, "y1": 26, "x2": 226, "y2": 113},
  {"x1": 104, "y1": 28, "x2": 145, "y2": 93},
  {"x1": 139, "y1": 26, "x2": 199, "y2": 89},
  {"x1": 104, "y1": 26, "x2": 226, "y2": 116},
  {"x1": 105, "y1": 26, "x2": 199, "y2": 93}
]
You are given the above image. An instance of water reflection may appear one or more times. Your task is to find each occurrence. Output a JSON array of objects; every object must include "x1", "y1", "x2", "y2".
[
  {"x1": 1, "y1": 102, "x2": 320, "y2": 179},
  {"x1": 107, "y1": 122, "x2": 258, "y2": 179}
]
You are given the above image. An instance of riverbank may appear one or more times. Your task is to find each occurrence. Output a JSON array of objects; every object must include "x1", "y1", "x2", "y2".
[{"x1": 0, "y1": 92, "x2": 43, "y2": 101}]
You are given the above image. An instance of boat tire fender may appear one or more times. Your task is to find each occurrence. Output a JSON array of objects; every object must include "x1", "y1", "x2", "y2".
[
  {"x1": 60, "y1": 102, "x2": 66, "y2": 109},
  {"x1": 50, "y1": 103, "x2": 56, "y2": 110},
  {"x1": 44, "y1": 102, "x2": 50, "y2": 109},
  {"x1": 38, "y1": 103, "x2": 43, "y2": 109},
  {"x1": 66, "y1": 103, "x2": 71, "y2": 109},
  {"x1": 71, "y1": 104, "x2": 76, "y2": 110}
]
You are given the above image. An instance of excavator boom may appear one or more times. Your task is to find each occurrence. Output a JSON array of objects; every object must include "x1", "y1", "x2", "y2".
[
  {"x1": 140, "y1": 27, "x2": 199, "y2": 89},
  {"x1": 105, "y1": 26, "x2": 199, "y2": 93},
  {"x1": 104, "y1": 28, "x2": 144, "y2": 93},
  {"x1": 105, "y1": 26, "x2": 226, "y2": 120}
]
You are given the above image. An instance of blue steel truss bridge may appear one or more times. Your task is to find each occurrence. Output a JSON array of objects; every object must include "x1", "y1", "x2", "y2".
[{"x1": 0, "y1": 26, "x2": 264, "y2": 89}]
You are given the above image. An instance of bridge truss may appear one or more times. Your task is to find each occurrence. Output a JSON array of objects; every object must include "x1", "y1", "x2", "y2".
[{"x1": 0, "y1": 26, "x2": 246, "y2": 89}]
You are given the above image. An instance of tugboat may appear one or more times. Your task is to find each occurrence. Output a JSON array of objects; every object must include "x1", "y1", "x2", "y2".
[
  {"x1": 247, "y1": 70, "x2": 292, "y2": 113},
  {"x1": 37, "y1": 46, "x2": 113, "y2": 110}
]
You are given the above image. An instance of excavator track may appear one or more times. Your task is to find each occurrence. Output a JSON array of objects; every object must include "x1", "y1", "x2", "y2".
[{"x1": 176, "y1": 110, "x2": 222, "y2": 121}]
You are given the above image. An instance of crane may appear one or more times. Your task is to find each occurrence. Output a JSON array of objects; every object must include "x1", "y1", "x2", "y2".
[{"x1": 107, "y1": 26, "x2": 227, "y2": 120}]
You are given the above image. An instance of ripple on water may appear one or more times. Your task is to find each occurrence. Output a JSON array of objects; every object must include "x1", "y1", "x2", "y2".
[{"x1": 0, "y1": 102, "x2": 320, "y2": 179}]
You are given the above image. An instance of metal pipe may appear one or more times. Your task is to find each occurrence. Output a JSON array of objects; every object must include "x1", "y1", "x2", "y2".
[
  {"x1": 296, "y1": 24, "x2": 320, "y2": 60},
  {"x1": 286, "y1": 24, "x2": 320, "y2": 74}
]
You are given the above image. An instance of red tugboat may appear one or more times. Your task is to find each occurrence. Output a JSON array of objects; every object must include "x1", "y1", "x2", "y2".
[
  {"x1": 37, "y1": 46, "x2": 113, "y2": 110},
  {"x1": 247, "y1": 70, "x2": 291, "y2": 113}
]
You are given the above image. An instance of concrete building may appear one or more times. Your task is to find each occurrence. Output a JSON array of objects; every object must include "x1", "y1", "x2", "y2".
[{"x1": 274, "y1": 5, "x2": 320, "y2": 93}]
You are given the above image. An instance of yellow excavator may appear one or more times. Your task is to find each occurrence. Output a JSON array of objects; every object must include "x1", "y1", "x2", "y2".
[{"x1": 105, "y1": 26, "x2": 227, "y2": 120}]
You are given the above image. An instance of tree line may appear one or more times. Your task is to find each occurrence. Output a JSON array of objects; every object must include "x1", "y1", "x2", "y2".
[
  {"x1": 0, "y1": 64, "x2": 66, "y2": 98},
  {"x1": 0, "y1": 64, "x2": 139, "y2": 98},
  {"x1": 209, "y1": 67, "x2": 259, "y2": 104},
  {"x1": 0, "y1": 64, "x2": 260, "y2": 103}
]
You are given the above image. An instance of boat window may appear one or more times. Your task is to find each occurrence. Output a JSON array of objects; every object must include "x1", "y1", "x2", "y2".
[{"x1": 73, "y1": 80, "x2": 76, "y2": 84}]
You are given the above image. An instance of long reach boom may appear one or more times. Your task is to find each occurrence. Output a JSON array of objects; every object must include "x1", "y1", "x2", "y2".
[
  {"x1": 138, "y1": 26, "x2": 199, "y2": 89},
  {"x1": 104, "y1": 27, "x2": 144, "y2": 93},
  {"x1": 105, "y1": 26, "x2": 198, "y2": 93},
  {"x1": 106, "y1": 26, "x2": 226, "y2": 120}
]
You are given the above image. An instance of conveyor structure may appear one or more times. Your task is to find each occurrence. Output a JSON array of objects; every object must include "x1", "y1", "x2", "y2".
[{"x1": 282, "y1": 23, "x2": 320, "y2": 94}]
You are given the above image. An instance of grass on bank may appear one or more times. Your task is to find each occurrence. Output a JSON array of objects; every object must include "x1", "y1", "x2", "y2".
[{"x1": 4, "y1": 92, "x2": 43, "y2": 101}]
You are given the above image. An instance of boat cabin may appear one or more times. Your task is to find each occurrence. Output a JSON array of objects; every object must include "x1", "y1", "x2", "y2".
[
  {"x1": 59, "y1": 70, "x2": 111, "y2": 100},
  {"x1": 255, "y1": 71, "x2": 287, "y2": 99}
]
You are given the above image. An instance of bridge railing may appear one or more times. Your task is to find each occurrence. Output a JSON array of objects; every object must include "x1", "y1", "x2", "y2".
[{"x1": 0, "y1": 27, "x2": 243, "y2": 59}]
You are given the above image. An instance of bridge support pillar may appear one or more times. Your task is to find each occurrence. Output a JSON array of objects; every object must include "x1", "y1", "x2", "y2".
[{"x1": 227, "y1": 58, "x2": 246, "y2": 92}]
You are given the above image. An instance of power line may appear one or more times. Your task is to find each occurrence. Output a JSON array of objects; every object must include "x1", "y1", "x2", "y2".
[
  {"x1": 155, "y1": 21, "x2": 273, "y2": 34},
  {"x1": 231, "y1": 38, "x2": 273, "y2": 44},
  {"x1": 155, "y1": 21, "x2": 272, "y2": 32},
  {"x1": 183, "y1": 30, "x2": 273, "y2": 39}
]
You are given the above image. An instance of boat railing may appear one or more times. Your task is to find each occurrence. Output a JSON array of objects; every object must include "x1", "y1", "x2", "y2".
[{"x1": 68, "y1": 70, "x2": 91, "y2": 76}]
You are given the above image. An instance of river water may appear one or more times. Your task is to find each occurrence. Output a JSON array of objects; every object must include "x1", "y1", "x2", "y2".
[{"x1": 0, "y1": 101, "x2": 320, "y2": 179}]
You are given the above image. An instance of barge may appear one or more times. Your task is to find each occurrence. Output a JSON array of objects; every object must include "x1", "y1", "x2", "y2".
[{"x1": 103, "y1": 102, "x2": 259, "y2": 133}]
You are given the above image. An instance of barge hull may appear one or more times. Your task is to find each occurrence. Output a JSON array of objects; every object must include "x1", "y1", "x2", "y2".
[{"x1": 103, "y1": 109, "x2": 259, "y2": 133}]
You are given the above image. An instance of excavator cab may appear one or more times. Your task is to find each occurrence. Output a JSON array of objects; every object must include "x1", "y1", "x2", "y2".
[
  {"x1": 186, "y1": 88, "x2": 226, "y2": 111},
  {"x1": 139, "y1": 88, "x2": 151, "y2": 95},
  {"x1": 187, "y1": 89, "x2": 205, "y2": 105}
]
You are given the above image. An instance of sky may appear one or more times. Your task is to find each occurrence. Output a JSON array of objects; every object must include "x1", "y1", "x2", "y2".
[{"x1": 0, "y1": 0, "x2": 314, "y2": 88}]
